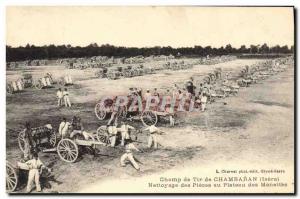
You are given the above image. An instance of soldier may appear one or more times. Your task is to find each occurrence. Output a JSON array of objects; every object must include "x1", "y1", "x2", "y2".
[
  {"x1": 198, "y1": 83, "x2": 204, "y2": 96},
  {"x1": 143, "y1": 89, "x2": 151, "y2": 101},
  {"x1": 107, "y1": 105, "x2": 120, "y2": 126},
  {"x1": 142, "y1": 125, "x2": 165, "y2": 149},
  {"x1": 153, "y1": 88, "x2": 160, "y2": 97},
  {"x1": 137, "y1": 87, "x2": 142, "y2": 97},
  {"x1": 128, "y1": 88, "x2": 134, "y2": 97},
  {"x1": 169, "y1": 114, "x2": 175, "y2": 126},
  {"x1": 120, "y1": 140, "x2": 141, "y2": 170},
  {"x1": 107, "y1": 123, "x2": 118, "y2": 147},
  {"x1": 58, "y1": 118, "x2": 71, "y2": 138},
  {"x1": 119, "y1": 121, "x2": 135, "y2": 146},
  {"x1": 25, "y1": 153, "x2": 51, "y2": 193},
  {"x1": 177, "y1": 90, "x2": 183, "y2": 100},
  {"x1": 153, "y1": 88, "x2": 160, "y2": 104},
  {"x1": 165, "y1": 89, "x2": 172, "y2": 96},
  {"x1": 185, "y1": 77, "x2": 195, "y2": 95},
  {"x1": 200, "y1": 92, "x2": 208, "y2": 111},
  {"x1": 172, "y1": 83, "x2": 180, "y2": 98},
  {"x1": 70, "y1": 116, "x2": 92, "y2": 140},
  {"x1": 56, "y1": 88, "x2": 63, "y2": 107},
  {"x1": 63, "y1": 88, "x2": 71, "y2": 107}
]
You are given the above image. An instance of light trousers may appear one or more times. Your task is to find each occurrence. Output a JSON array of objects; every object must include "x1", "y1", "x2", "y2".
[
  {"x1": 64, "y1": 96, "x2": 71, "y2": 107},
  {"x1": 148, "y1": 134, "x2": 158, "y2": 148},
  {"x1": 120, "y1": 152, "x2": 140, "y2": 170},
  {"x1": 26, "y1": 169, "x2": 41, "y2": 192}
]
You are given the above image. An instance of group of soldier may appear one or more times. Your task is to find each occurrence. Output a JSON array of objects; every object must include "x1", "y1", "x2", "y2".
[
  {"x1": 56, "y1": 88, "x2": 72, "y2": 107},
  {"x1": 15, "y1": 56, "x2": 292, "y2": 193},
  {"x1": 57, "y1": 114, "x2": 165, "y2": 171}
]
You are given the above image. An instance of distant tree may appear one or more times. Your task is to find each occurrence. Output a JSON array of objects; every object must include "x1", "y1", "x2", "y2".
[
  {"x1": 225, "y1": 44, "x2": 233, "y2": 54},
  {"x1": 204, "y1": 46, "x2": 212, "y2": 56},
  {"x1": 238, "y1": 45, "x2": 248, "y2": 54},
  {"x1": 250, "y1": 45, "x2": 258, "y2": 54},
  {"x1": 5, "y1": 43, "x2": 293, "y2": 62},
  {"x1": 270, "y1": 45, "x2": 281, "y2": 54},
  {"x1": 259, "y1": 43, "x2": 270, "y2": 54}
]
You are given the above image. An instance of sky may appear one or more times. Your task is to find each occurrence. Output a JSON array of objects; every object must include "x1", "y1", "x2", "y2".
[{"x1": 6, "y1": 6, "x2": 294, "y2": 48}]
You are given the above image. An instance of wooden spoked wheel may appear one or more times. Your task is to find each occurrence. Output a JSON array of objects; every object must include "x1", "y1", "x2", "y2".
[
  {"x1": 94, "y1": 103, "x2": 107, "y2": 120},
  {"x1": 49, "y1": 131, "x2": 57, "y2": 147},
  {"x1": 96, "y1": 126, "x2": 111, "y2": 145},
  {"x1": 57, "y1": 139, "x2": 79, "y2": 163},
  {"x1": 6, "y1": 162, "x2": 18, "y2": 192},
  {"x1": 141, "y1": 111, "x2": 158, "y2": 126},
  {"x1": 17, "y1": 131, "x2": 26, "y2": 153}
]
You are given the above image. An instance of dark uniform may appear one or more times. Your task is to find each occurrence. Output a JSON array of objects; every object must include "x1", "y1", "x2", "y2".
[{"x1": 186, "y1": 80, "x2": 195, "y2": 95}]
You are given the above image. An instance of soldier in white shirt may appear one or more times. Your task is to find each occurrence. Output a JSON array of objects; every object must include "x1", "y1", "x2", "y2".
[
  {"x1": 107, "y1": 124, "x2": 118, "y2": 147},
  {"x1": 143, "y1": 89, "x2": 151, "y2": 101},
  {"x1": 119, "y1": 122, "x2": 135, "y2": 146},
  {"x1": 63, "y1": 88, "x2": 71, "y2": 107},
  {"x1": 56, "y1": 88, "x2": 63, "y2": 107},
  {"x1": 25, "y1": 153, "x2": 50, "y2": 193},
  {"x1": 58, "y1": 118, "x2": 71, "y2": 138},
  {"x1": 120, "y1": 140, "x2": 141, "y2": 170},
  {"x1": 200, "y1": 92, "x2": 208, "y2": 111},
  {"x1": 169, "y1": 114, "x2": 175, "y2": 126},
  {"x1": 172, "y1": 84, "x2": 179, "y2": 99},
  {"x1": 142, "y1": 125, "x2": 165, "y2": 149}
]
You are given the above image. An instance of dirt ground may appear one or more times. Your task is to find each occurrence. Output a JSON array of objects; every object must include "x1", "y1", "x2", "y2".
[{"x1": 6, "y1": 58, "x2": 294, "y2": 193}]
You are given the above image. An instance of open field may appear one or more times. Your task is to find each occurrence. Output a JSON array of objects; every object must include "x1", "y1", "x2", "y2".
[{"x1": 6, "y1": 58, "x2": 294, "y2": 193}]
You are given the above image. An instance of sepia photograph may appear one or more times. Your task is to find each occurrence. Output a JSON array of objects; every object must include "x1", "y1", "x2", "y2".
[{"x1": 5, "y1": 6, "x2": 295, "y2": 194}]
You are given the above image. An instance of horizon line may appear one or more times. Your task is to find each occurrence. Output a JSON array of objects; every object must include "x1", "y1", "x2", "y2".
[{"x1": 6, "y1": 43, "x2": 294, "y2": 49}]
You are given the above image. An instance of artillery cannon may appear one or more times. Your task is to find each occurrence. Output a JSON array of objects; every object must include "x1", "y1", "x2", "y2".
[
  {"x1": 95, "y1": 95, "x2": 177, "y2": 127},
  {"x1": 17, "y1": 124, "x2": 57, "y2": 153},
  {"x1": 95, "y1": 67, "x2": 108, "y2": 78},
  {"x1": 58, "y1": 75, "x2": 73, "y2": 86},
  {"x1": 107, "y1": 67, "x2": 122, "y2": 80},
  {"x1": 6, "y1": 79, "x2": 24, "y2": 94}
]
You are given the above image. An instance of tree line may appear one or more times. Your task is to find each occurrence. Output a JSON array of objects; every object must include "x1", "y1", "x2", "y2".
[{"x1": 6, "y1": 43, "x2": 294, "y2": 62}]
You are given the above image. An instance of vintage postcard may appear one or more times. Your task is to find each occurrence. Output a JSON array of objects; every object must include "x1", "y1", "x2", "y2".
[{"x1": 6, "y1": 6, "x2": 295, "y2": 194}]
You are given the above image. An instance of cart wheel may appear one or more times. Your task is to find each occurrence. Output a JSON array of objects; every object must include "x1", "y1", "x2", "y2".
[
  {"x1": 141, "y1": 111, "x2": 158, "y2": 126},
  {"x1": 57, "y1": 139, "x2": 79, "y2": 163},
  {"x1": 95, "y1": 103, "x2": 107, "y2": 120},
  {"x1": 96, "y1": 126, "x2": 110, "y2": 144},
  {"x1": 17, "y1": 131, "x2": 26, "y2": 153},
  {"x1": 49, "y1": 131, "x2": 57, "y2": 147},
  {"x1": 6, "y1": 162, "x2": 18, "y2": 192}
]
